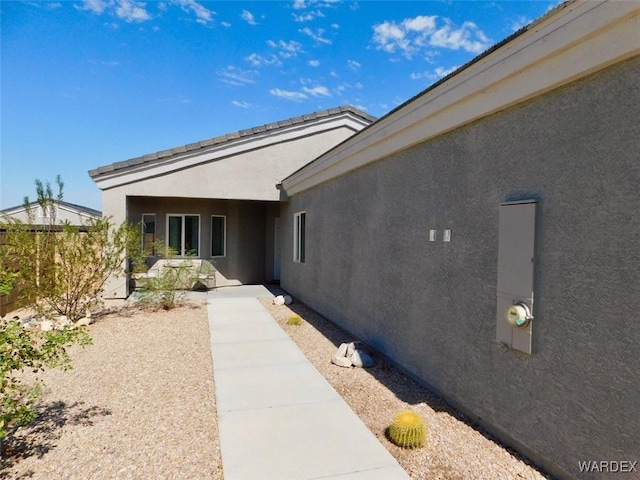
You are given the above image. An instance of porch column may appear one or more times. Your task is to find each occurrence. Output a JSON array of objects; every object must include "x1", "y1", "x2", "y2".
[{"x1": 101, "y1": 189, "x2": 129, "y2": 299}]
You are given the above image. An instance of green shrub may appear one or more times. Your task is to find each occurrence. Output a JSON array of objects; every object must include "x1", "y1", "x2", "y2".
[
  {"x1": 0, "y1": 317, "x2": 92, "y2": 448},
  {"x1": 135, "y1": 242, "x2": 204, "y2": 310},
  {"x1": 388, "y1": 410, "x2": 426, "y2": 449}
]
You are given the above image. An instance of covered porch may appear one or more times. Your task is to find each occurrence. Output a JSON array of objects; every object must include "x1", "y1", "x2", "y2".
[{"x1": 127, "y1": 195, "x2": 282, "y2": 290}]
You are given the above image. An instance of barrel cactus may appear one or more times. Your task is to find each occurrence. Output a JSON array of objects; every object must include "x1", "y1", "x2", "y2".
[{"x1": 388, "y1": 410, "x2": 426, "y2": 449}]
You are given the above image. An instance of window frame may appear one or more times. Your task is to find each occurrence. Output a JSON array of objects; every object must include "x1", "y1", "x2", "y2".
[
  {"x1": 211, "y1": 215, "x2": 227, "y2": 258},
  {"x1": 166, "y1": 213, "x2": 200, "y2": 257},
  {"x1": 293, "y1": 211, "x2": 306, "y2": 263},
  {"x1": 141, "y1": 213, "x2": 156, "y2": 256}
]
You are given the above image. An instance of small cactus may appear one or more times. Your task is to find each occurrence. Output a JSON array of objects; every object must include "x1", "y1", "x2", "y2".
[
  {"x1": 286, "y1": 315, "x2": 302, "y2": 326},
  {"x1": 388, "y1": 410, "x2": 426, "y2": 449}
]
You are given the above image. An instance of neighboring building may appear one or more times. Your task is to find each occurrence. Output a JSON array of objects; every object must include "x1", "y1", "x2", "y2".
[
  {"x1": 0, "y1": 200, "x2": 101, "y2": 228},
  {"x1": 89, "y1": 106, "x2": 375, "y2": 298},
  {"x1": 279, "y1": 2, "x2": 639, "y2": 480}
]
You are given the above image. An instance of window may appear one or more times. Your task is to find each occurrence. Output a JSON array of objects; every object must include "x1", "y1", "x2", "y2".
[
  {"x1": 293, "y1": 211, "x2": 306, "y2": 263},
  {"x1": 211, "y1": 215, "x2": 226, "y2": 257},
  {"x1": 167, "y1": 214, "x2": 200, "y2": 256},
  {"x1": 141, "y1": 214, "x2": 156, "y2": 256}
]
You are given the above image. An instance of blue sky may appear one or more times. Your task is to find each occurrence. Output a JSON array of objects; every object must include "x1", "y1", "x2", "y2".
[{"x1": 1, "y1": 0, "x2": 559, "y2": 211}]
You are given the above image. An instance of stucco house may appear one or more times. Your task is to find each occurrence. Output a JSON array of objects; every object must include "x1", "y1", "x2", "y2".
[
  {"x1": 89, "y1": 106, "x2": 374, "y2": 298},
  {"x1": 90, "y1": 1, "x2": 639, "y2": 478}
]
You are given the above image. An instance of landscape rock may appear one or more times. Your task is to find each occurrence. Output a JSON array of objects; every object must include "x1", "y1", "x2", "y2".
[
  {"x1": 40, "y1": 320, "x2": 54, "y2": 332},
  {"x1": 336, "y1": 343, "x2": 349, "y2": 358},
  {"x1": 273, "y1": 294, "x2": 293, "y2": 306},
  {"x1": 346, "y1": 341, "x2": 360, "y2": 358},
  {"x1": 350, "y1": 349, "x2": 375, "y2": 368},
  {"x1": 331, "y1": 355, "x2": 353, "y2": 368},
  {"x1": 76, "y1": 316, "x2": 93, "y2": 326}
]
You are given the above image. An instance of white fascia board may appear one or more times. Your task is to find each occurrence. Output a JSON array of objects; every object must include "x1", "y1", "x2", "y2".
[
  {"x1": 283, "y1": 0, "x2": 640, "y2": 196},
  {"x1": 93, "y1": 113, "x2": 369, "y2": 191}
]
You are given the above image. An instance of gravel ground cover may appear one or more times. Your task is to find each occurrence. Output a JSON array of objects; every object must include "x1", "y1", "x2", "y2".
[
  {"x1": 1, "y1": 300, "x2": 223, "y2": 480},
  {"x1": 3, "y1": 294, "x2": 551, "y2": 480},
  {"x1": 260, "y1": 297, "x2": 551, "y2": 480}
]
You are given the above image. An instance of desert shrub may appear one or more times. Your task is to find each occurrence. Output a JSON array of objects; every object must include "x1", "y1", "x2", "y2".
[
  {"x1": 0, "y1": 316, "x2": 92, "y2": 452},
  {"x1": 0, "y1": 176, "x2": 143, "y2": 321},
  {"x1": 135, "y1": 242, "x2": 203, "y2": 310}
]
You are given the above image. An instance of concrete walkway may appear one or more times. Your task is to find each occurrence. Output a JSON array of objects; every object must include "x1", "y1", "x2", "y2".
[{"x1": 207, "y1": 285, "x2": 410, "y2": 480}]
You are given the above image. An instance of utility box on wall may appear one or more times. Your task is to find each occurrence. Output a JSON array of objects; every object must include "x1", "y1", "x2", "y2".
[{"x1": 496, "y1": 201, "x2": 537, "y2": 354}]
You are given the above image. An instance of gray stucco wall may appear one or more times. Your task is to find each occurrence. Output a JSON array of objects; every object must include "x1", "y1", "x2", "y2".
[
  {"x1": 128, "y1": 197, "x2": 278, "y2": 285},
  {"x1": 280, "y1": 56, "x2": 640, "y2": 479}
]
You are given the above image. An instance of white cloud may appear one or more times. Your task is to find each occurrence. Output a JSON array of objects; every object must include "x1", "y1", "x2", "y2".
[
  {"x1": 429, "y1": 20, "x2": 490, "y2": 54},
  {"x1": 299, "y1": 26, "x2": 331, "y2": 44},
  {"x1": 232, "y1": 100, "x2": 251, "y2": 108},
  {"x1": 245, "y1": 53, "x2": 282, "y2": 67},
  {"x1": 269, "y1": 89, "x2": 308, "y2": 101},
  {"x1": 302, "y1": 85, "x2": 330, "y2": 97},
  {"x1": 221, "y1": 21, "x2": 231, "y2": 28},
  {"x1": 174, "y1": 0, "x2": 215, "y2": 25},
  {"x1": 410, "y1": 64, "x2": 459, "y2": 82},
  {"x1": 308, "y1": 59, "x2": 320, "y2": 67},
  {"x1": 267, "y1": 39, "x2": 303, "y2": 58},
  {"x1": 293, "y1": 0, "x2": 306, "y2": 9},
  {"x1": 347, "y1": 59, "x2": 360, "y2": 70},
  {"x1": 217, "y1": 66, "x2": 257, "y2": 86},
  {"x1": 75, "y1": 0, "x2": 109, "y2": 14},
  {"x1": 75, "y1": 0, "x2": 151, "y2": 22},
  {"x1": 241, "y1": 9, "x2": 258, "y2": 25},
  {"x1": 115, "y1": 0, "x2": 151, "y2": 23},
  {"x1": 372, "y1": 15, "x2": 491, "y2": 59},
  {"x1": 293, "y1": 9, "x2": 324, "y2": 22}
]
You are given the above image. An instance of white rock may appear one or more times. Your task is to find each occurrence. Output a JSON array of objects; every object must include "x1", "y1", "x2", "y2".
[
  {"x1": 346, "y1": 341, "x2": 360, "y2": 358},
  {"x1": 273, "y1": 295, "x2": 285, "y2": 306},
  {"x1": 350, "y1": 349, "x2": 375, "y2": 368},
  {"x1": 331, "y1": 355, "x2": 353, "y2": 368},
  {"x1": 336, "y1": 343, "x2": 349, "y2": 358},
  {"x1": 40, "y1": 320, "x2": 54, "y2": 332},
  {"x1": 76, "y1": 317, "x2": 93, "y2": 326}
]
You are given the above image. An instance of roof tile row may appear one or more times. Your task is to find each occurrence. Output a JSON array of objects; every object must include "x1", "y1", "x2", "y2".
[{"x1": 89, "y1": 105, "x2": 374, "y2": 179}]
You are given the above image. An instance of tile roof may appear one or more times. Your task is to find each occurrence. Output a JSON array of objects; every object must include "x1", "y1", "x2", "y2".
[{"x1": 89, "y1": 105, "x2": 375, "y2": 179}]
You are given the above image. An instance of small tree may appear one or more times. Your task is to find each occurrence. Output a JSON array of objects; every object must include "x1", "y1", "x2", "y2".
[{"x1": 0, "y1": 177, "x2": 143, "y2": 321}]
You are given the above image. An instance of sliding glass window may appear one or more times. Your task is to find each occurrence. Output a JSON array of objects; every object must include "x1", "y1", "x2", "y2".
[{"x1": 167, "y1": 214, "x2": 200, "y2": 256}]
